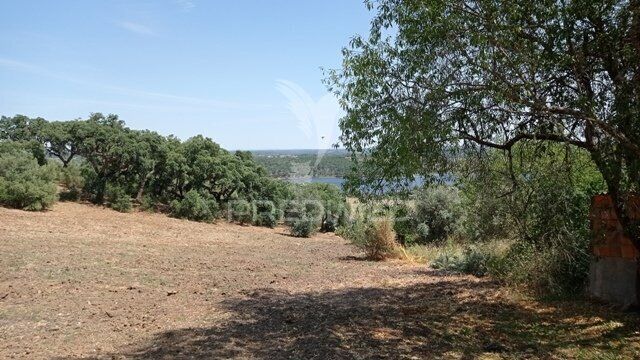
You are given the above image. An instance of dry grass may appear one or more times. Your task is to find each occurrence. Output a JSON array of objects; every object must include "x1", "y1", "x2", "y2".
[
  {"x1": 363, "y1": 217, "x2": 403, "y2": 261},
  {"x1": 0, "y1": 202, "x2": 638, "y2": 359}
]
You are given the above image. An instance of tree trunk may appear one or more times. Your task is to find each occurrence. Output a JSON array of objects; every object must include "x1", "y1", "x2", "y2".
[{"x1": 136, "y1": 170, "x2": 154, "y2": 202}]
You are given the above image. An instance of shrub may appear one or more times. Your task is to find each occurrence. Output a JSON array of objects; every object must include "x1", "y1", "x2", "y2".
[
  {"x1": 459, "y1": 143, "x2": 605, "y2": 297},
  {"x1": 0, "y1": 143, "x2": 57, "y2": 211},
  {"x1": 254, "y1": 200, "x2": 277, "y2": 228},
  {"x1": 291, "y1": 217, "x2": 317, "y2": 237},
  {"x1": 413, "y1": 186, "x2": 463, "y2": 244},
  {"x1": 339, "y1": 214, "x2": 400, "y2": 260},
  {"x1": 489, "y1": 238, "x2": 591, "y2": 298},
  {"x1": 284, "y1": 200, "x2": 323, "y2": 235},
  {"x1": 362, "y1": 217, "x2": 400, "y2": 260},
  {"x1": 229, "y1": 199, "x2": 253, "y2": 225},
  {"x1": 139, "y1": 195, "x2": 157, "y2": 212},
  {"x1": 393, "y1": 203, "x2": 417, "y2": 245},
  {"x1": 58, "y1": 164, "x2": 84, "y2": 201},
  {"x1": 170, "y1": 190, "x2": 219, "y2": 222},
  {"x1": 288, "y1": 183, "x2": 348, "y2": 233},
  {"x1": 106, "y1": 185, "x2": 132, "y2": 213}
]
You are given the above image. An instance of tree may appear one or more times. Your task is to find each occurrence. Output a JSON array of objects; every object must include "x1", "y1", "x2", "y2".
[
  {"x1": 0, "y1": 115, "x2": 47, "y2": 164},
  {"x1": 0, "y1": 115, "x2": 45, "y2": 142},
  {"x1": 74, "y1": 113, "x2": 139, "y2": 203},
  {"x1": 328, "y1": 0, "x2": 640, "y2": 299},
  {"x1": 38, "y1": 121, "x2": 80, "y2": 167}
]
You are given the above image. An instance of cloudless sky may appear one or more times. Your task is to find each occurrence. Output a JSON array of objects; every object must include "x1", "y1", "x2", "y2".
[{"x1": 0, "y1": 1, "x2": 373, "y2": 149}]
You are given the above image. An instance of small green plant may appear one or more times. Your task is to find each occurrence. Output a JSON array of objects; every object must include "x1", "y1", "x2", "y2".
[{"x1": 431, "y1": 246, "x2": 493, "y2": 277}]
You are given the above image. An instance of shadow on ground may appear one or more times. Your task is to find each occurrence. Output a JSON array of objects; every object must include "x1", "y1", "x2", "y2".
[{"x1": 78, "y1": 276, "x2": 640, "y2": 359}]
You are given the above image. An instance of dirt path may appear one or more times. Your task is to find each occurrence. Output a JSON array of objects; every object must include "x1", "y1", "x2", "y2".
[{"x1": 0, "y1": 203, "x2": 638, "y2": 359}]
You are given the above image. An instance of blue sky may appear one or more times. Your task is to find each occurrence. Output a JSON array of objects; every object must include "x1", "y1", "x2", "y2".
[{"x1": 0, "y1": 1, "x2": 373, "y2": 149}]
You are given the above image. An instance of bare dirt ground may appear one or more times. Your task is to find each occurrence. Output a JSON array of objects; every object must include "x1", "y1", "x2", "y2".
[{"x1": 0, "y1": 202, "x2": 638, "y2": 359}]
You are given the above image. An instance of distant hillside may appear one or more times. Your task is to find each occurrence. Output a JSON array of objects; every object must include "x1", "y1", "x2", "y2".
[
  {"x1": 249, "y1": 149, "x2": 350, "y2": 157},
  {"x1": 251, "y1": 150, "x2": 352, "y2": 178}
]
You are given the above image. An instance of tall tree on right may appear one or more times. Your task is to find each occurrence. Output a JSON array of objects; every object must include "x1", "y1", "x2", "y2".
[{"x1": 327, "y1": 0, "x2": 640, "y2": 297}]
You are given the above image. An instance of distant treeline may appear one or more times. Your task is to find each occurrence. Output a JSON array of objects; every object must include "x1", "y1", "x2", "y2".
[
  {"x1": 0, "y1": 114, "x2": 349, "y2": 237},
  {"x1": 253, "y1": 153, "x2": 352, "y2": 178}
]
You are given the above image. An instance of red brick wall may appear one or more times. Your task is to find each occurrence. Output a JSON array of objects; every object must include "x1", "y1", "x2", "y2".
[{"x1": 590, "y1": 195, "x2": 639, "y2": 259}]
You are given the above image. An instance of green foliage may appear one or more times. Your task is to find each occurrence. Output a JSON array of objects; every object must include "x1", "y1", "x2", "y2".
[
  {"x1": 106, "y1": 185, "x2": 132, "y2": 213},
  {"x1": 286, "y1": 183, "x2": 349, "y2": 233},
  {"x1": 0, "y1": 114, "x2": 295, "y2": 221},
  {"x1": 139, "y1": 195, "x2": 157, "y2": 212},
  {"x1": 392, "y1": 203, "x2": 416, "y2": 245},
  {"x1": 328, "y1": 0, "x2": 640, "y2": 269},
  {"x1": 253, "y1": 151, "x2": 352, "y2": 178},
  {"x1": 169, "y1": 190, "x2": 219, "y2": 222},
  {"x1": 38, "y1": 120, "x2": 80, "y2": 167},
  {"x1": 413, "y1": 186, "x2": 462, "y2": 244},
  {"x1": 431, "y1": 245, "x2": 495, "y2": 277},
  {"x1": 461, "y1": 144, "x2": 603, "y2": 295},
  {"x1": 58, "y1": 164, "x2": 84, "y2": 201},
  {"x1": 282, "y1": 186, "x2": 346, "y2": 237},
  {"x1": 284, "y1": 200, "x2": 322, "y2": 228},
  {"x1": 254, "y1": 200, "x2": 277, "y2": 228},
  {"x1": 229, "y1": 199, "x2": 253, "y2": 225},
  {"x1": 290, "y1": 217, "x2": 317, "y2": 238},
  {"x1": 0, "y1": 142, "x2": 57, "y2": 211},
  {"x1": 0, "y1": 115, "x2": 45, "y2": 143}
]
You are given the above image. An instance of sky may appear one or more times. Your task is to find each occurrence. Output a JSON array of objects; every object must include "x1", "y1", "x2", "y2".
[{"x1": 0, "y1": 1, "x2": 373, "y2": 150}]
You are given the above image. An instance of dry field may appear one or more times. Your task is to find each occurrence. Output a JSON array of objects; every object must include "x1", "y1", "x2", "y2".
[{"x1": 0, "y1": 202, "x2": 638, "y2": 359}]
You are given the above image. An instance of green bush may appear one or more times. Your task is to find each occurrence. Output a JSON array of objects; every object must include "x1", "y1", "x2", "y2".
[
  {"x1": 58, "y1": 164, "x2": 85, "y2": 201},
  {"x1": 284, "y1": 200, "x2": 324, "y2": 236},
  {"x1": 290, "y1": 217, "x2": 317, "y2": 237},
  {"x1": 392, "y1": 203, "x2": 417, "y2": 245},
  {"x1": 489, "y1": 239, "x2": 591, "y2": 298},
  {"x1": 139, "y1": 195, "x2": 157, "y2": 212},
  {"x1": 254, "y1": 200, "x2": 277, "y2": 228},
  {"x1": 0, "y1": 143, "x2": 57, "y2": 211},
  {"x1": 322, "y1": 215, "x2": 339, "y2": 232},
  {"x1": 338, "y1": 211, "x2": 400, "y2": 260},
  {"x1": 288, "y1": 183, "x2": 348, "y2": 233},
  {"x1": 229, "y1": 199, "x2": 253, "y2": 225},
  {"x1": 106, "y1": 185, "x2": 132, "y2": 213},
  {"x1": 413, "y1": 186, "x2": 463, "y2": 244},
  {"x1": 170, "y1": 190, "x2": 219, "y2": 222}
]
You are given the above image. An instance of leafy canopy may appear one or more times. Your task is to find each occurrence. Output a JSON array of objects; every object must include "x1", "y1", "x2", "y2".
[{"x1": 327, "y1": 0, "x2": 640, "y2": 243}]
